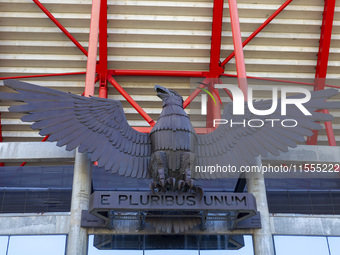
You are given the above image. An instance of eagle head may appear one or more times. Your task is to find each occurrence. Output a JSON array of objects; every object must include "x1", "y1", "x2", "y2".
[{"x1": 154, "y1": 85, "x2": 183, "y2": 107}]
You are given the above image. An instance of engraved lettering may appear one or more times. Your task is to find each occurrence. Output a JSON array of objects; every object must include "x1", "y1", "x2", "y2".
[
  {"x1": 101, "y1": 195, "x2": 110, "y2": 205},
  {"x1": 204, "y1": 196, "x2": 213, "y2": 206},
  {"x1": 129, "y1": 195, "x2": 138, "y2": 205},
  {"x1": 140, "y1": 195, "x2": 149, "y2": 205},
  {"x1": 187, "y1": 195, "x2": 196, "y2": 206},
  {"x1": 165, "y1": 195, "x2": 174, "y2": 206},
  {"x1": 151, "y1": 195, "x2": 160, "y2": 205},
  {"x1": 118, "y1": 195, "x2": 128, "y2": 205},
  {"x1": 235, "y1": 196, "x2": 247, "y2": 206},
  {"x1": 176, "y1": 195, "x2": 185, "y2": 206}
]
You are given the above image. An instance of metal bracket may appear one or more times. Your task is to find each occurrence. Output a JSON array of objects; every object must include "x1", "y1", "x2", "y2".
[
  {"x1": 234, "y1": 212, "x2": 262, "y2": 229},
  {"x1": 81, "y1": 210, "x2": 107, "y2": 228}
]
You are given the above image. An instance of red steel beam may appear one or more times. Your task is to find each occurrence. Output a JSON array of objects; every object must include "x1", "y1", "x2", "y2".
[
  {"x1": 84, "y1": 0, "x2": 102, "y2": 167},
  {"x1": 132, "y1": 127, "x2": 216, "y2": 134},
  {"x1": 181, "y1": 0, "x2": 224, "y2": 128},
  {"x1": 111, "y1": 68, "x2": 207, "y2": 111},
  {"x1": 307, "y1": 0, "x2": 336, "y2": 146},
  {"x1": 32, "y1": 0, "x2": 88, "y2": 56},
  {"x1": 0, "y1": 72, "x2": 86, "y2": 80},
  {"x1": 107, "y1": 75, "x2": 156, "y2": 127},
  {"x1": 205, "y1": 0, "x2": 224, "y2": 128},
  {"x1": 228, "y1": 0, "x2": 248, "y2": 98},
  {"x1": 84, "y1": 0, "x2": 101, "y2": 97},
  {"x1": 221, "y1": 0, "x2": 293, "y2": 67},
  {"x1": 2, "y1": 71, "x2": 339, "y2": 89},
  {"x1": 98, "y1": 0, "x2": 108, "y2": 98},
  {"x1": 314, "y1": 0, "x2": 336, "y2": 85},
  {"x1": 222, "y1": 73, "x2": 340, "y2": 89},
  {"x1": 111, "y1": 69, "x2": 206, "y2": 77},
  {"x1": 218, "y1": 78, "x2": 234, "y2": 100},
  {"x1": 209, "y1": 0, "x2": 225, "y2": 78},
  {"x1": 206, "y1": 79, "x2": 221, "y2": 128},
  {"x1": 183, "y1": 79, "x2": 208, "y2": 109},
  {"x1": 132, "y1": 127, "x2": 152, "y2": 133}
]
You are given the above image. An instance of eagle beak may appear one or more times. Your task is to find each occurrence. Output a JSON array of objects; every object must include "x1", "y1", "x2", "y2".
[{"x1": 154, "y1": 85, "x2": 168, "y2": 96}]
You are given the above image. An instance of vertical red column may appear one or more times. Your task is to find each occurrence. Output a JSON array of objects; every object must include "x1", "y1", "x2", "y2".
[
  {"x1": 307, "y1": 0, "x2": 336, "y2": 146},
  {"x1": 228, "y1": 0, "x2": 248, "y2": 99},
  {"x1": 99, "y1": 0, "x2": 108, "y2": 98},
  {"x1": 84, "y1": 0, "x2": 101, "y2": 97},
  {"x1": 206, "y1": 0, "x2": 224, "y2": 128},
  {"x1": 209, "y1": 0, "x2": 224, "y2": 77}
]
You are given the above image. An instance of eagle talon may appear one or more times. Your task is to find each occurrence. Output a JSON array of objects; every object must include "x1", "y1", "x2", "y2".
[
  {"x1": 178, "y1": 180, "x2": 185, "y2": 191},
  {"x1": 159, "y1": 179, "x2": 166, "y2": 192},
  {"x1": 149, "y1": 182, "x2": 158, "y2": 194},
  {"x1": 166, "y1": 177, "x2": 176, "y2": 192},
  {"x1": 192, "y1": 185, "x2": 204, "y2": 200},
  {"x1": 187, "y1": 179, "x2": 195, "y2": 190}
]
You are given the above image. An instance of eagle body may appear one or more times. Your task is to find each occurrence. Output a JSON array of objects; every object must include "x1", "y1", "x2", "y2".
[{"x1": 149, "y1": 86, "x2": 199, "y2": 192}]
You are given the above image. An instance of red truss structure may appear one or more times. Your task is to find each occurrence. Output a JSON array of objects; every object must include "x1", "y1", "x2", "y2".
[{"x1": 0, "y1": 0, "x2": 338, "y2": 148}]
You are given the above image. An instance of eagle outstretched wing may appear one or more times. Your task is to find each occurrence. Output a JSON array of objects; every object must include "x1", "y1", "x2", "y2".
[
  {"x1": 1, "y1": 79, "x2": 151, "y2": 179},
  {"x1": 195, "y1": 88, "x2": 340, "y2": 179}
]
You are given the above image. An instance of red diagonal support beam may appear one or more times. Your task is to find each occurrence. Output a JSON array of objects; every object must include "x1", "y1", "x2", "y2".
[
  {"x1": 108, "y1": 76, "x2": 156, "y2": 127},
  {"x1": 221, "y1": 0, "x2": 293, "y2": 67},
  {"x1": 307, "y1": 0, "x2": 336, "y2": 146},
  {"x1": 228, "y1": 0, "x2": 248, "y2": 98},
  {"x1": 33, "y1": 0, "x2": 88, "y2": 56},
  {"x1": 183, "y1": 79, "x2": 208, "y2": 109}
]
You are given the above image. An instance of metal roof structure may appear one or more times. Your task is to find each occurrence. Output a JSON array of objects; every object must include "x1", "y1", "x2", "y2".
[{"x1": 0, "y1": 0, "x2": 340, "y2": 147}]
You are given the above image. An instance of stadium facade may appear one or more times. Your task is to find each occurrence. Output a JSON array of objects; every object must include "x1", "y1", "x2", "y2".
[{"x1": 0, "y1": 0, "x2": 340, "y2": 254}]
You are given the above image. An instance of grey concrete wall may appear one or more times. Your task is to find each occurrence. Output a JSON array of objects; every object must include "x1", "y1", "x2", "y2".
[
  {"x1": 263, "y1": 145, "x2": 340, "y2": 164},
  {"x1": 0, "y1": 142, "x2": 75, "y2": 162},
  {"x1": 1, "y1": 213, "x2": 340, "y2": 236},
  {"x1": 0, "y1": 213, "x2": 70, "y2": 235}
]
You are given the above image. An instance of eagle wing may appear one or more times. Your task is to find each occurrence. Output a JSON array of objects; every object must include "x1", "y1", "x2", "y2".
[
  {"x1": 1, "y1": 80, "x2": 151, "y2": 179},
  {"x1": 195, "y1": 88, "x2": 340, "y2": 179}
]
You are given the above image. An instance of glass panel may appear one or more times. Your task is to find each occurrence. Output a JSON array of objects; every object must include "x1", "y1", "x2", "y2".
[
  {"x1": 328, "y1": 237, "x2": 340, "y2": 255},
  {"x1": 199, "y1": 236, "x2": 254, "y2": 255},
  {"x1": 0, "y1": 166, "x2": 73, "y2": 213},
  {"x1": 146, "y1": 250, "x2": 197, "y2": 255},
  {"x1": 0, "y1": 236, "x2": 9, "y2": 255},
  {"x1": 88, "y1": 235, "x2": 143, "y2": 255},
  {"x1": 7, "y1": 235, "x2": 66, "y2": 255},
  {"x1": 88, "y1": 235, "x2": 254, "y2": 255},
  {"x1": 274, "y1": 236, "x2": 329, "y2": 255}
]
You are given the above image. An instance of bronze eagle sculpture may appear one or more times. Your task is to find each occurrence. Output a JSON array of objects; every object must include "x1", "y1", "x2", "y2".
[{"x1": 1, "y1": 79, "x2": 339, "y2": 233}]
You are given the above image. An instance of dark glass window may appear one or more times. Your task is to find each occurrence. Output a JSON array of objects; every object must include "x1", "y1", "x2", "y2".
[{"x1": 266, "y1": 178, "x2": 340, "y2": 215}]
